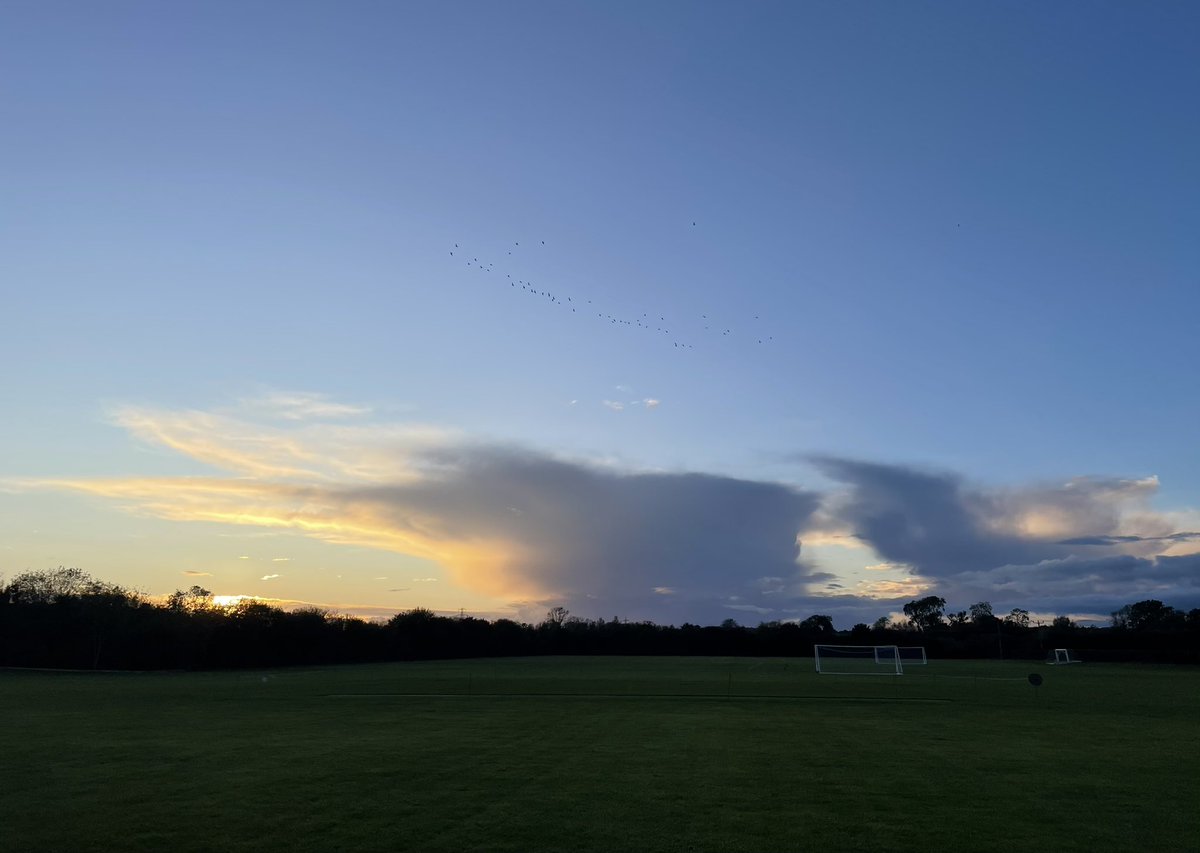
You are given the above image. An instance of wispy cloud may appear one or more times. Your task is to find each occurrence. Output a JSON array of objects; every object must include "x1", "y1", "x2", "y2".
[
  {"x1": 244, "y1": 391, "x2": 372, "y2": 421},
  {"x1": 260, "y1": 574, "x2": 281, "y2": 581},
  {"x1": 852, "y1": 577, "x2": 934, "y2": 599},
  {"x1": 1058, "y1": 532, "x2": 1200, "y2": 546},
  {"x1": 182, "y1": 570, "x2": 212, "y2": 577},
  {"x1": 109, "y1": 399, "x2": 455, "y2": 484},
  {"x1": 601, "y1": 396, "x2": 659, "y2": 412},
  {"x1": 863, "y1": 562, "x2": 909, "y2": 572},
  {"x1": 724, "y1": 603, "x2": 772, "y2": 615}
]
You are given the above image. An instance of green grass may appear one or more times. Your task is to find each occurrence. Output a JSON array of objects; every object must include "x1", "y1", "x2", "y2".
[{"x1": 2, "y1": 657, "x2": 1198, "y2": 851}]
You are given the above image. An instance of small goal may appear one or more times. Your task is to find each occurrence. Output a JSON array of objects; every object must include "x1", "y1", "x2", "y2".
[
  {"x1": 898, "y1": 646, "x2": 928, "y2": 665},
  {"x1": 1048, "y1": 648, "x2": 1081, "y2": 665},
  {"x1": 814, "y1": 644, "x2": 904, "y2": 675}
]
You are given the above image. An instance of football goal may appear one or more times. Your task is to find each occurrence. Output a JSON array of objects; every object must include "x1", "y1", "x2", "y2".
[
  {"x1": 898, "y1": 646, "x2": 928, "y2": 665},
  {"x1": 1049, "y1": 648, "x2": 1081, "y2": 665},
  {"x1": 813, "y1": 644, "x2": 904, "y2": 675}
]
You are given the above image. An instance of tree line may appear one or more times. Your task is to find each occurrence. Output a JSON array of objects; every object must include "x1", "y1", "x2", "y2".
[{"x1": 2, "y1": 568, "x2": 1198, "y2": 670}]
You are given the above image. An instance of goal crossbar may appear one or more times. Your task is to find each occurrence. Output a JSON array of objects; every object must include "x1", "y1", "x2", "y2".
[{"x1": 814, "y1": 644, "x2": 904, "y2": 675}]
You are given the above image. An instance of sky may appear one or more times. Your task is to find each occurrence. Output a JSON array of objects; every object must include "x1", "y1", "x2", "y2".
[{"x1": 3, "y1": 1, "x2": 1199, "y2": 628}]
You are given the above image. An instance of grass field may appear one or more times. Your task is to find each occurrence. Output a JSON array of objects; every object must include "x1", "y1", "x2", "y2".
[{"x1": 3, "y1": 656, "x2": 1198, "y2": 852}]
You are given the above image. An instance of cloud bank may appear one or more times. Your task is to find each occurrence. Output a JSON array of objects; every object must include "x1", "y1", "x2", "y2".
[
  {"x1": 810, "y1": 457, "x2": 1200, "y2": 619},
  {"x1": 37, "y1": 400, "x2": 821, "y2": 622},
  {"x1": 21, "y1": 396, "x2": 1200, "y2": 625}
]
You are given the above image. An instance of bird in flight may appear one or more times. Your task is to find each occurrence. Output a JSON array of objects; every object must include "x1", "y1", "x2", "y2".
[{"x1": 448, "y1": 237, "x2": 774, "y2": 354}]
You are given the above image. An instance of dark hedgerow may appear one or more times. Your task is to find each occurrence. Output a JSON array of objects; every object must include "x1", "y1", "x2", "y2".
[{"x1": 1, "y1": 567, "x2": 1198, "y2": 670}]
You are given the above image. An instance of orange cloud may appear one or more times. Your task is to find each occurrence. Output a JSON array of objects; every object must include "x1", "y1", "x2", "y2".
[{"x1": 38, "y1": 472, "x2": 550, "y2": 600}]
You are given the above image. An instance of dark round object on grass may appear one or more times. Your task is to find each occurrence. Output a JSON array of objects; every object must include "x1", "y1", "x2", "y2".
[{"x1": 1028, "y1": 673, "x2": 1043, "y2": 687}]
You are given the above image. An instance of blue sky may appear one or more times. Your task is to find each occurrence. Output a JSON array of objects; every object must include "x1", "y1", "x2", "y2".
[{"x1": 3, "y1": 1, "x2": 1199, "y2": 627}]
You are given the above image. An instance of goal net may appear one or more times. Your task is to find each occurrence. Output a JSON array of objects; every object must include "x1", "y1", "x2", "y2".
[
  {"x1": 898, "y1": 646, "x2": 928, "y2": 665},
  {"x1": 814, "y1": 644, "x2": 904, "y2": 675},
  {"x1": 1049, "y1": 648, "x2": 1081, "y2": 665}
]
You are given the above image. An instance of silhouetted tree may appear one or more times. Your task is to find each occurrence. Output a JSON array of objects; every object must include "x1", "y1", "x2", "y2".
[
  {"x1": 167, "y1": 585, "x2": 214, "y2": 612},
  {"x1": 797, "y1": 614, "x2": 835, "y2": 635},
  {"x1": 968, "y1": 601, "x2": 996, "y2": 625},
  {"x1": 7, "y1": 566, "x2": 99, "y2": 604},
  {"x1": 1112, "y1": 599, "x2": 1183, "y2": 631},
  {"x1": 902, "y1": 596, "x2": 947, "y2": 632},
  {"x1": 1005, "y1": 608, "x2": 1030, "y2": 628},
  {"x1": 387, "y1": 607, "x2": 442, "y2": 659}
]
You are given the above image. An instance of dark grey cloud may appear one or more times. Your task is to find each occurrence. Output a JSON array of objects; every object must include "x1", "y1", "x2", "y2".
[
  {"x1": 225, "y1": 450, "x2": 1200, "y2": 624},
  {"x1": 811, "y1": 457, "x2": 1176, "y2": 574},
  {"x1": 810, "y1": 456, "x2": 1056, "y2": 576},
  {"x1": 349, "y1": 444, "x2": 823, "y2": 623},
  {"x1": 1059, "y1": 532, "x2": 1200, "y2": 546},
  {"x1": 330, "y1": 449, "x2": 1197, "y2": 626},
  {"x1": 943, "y1": 552, "x2": 1200, "y2": 617},
  {"x1": 806, "y1": 457, "x2": 1200, "y2": 620}
]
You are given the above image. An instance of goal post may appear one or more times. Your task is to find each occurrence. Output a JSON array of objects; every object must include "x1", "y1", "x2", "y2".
[
  {"x1": 1049, "y1": 648, "x2": 1081, "y2": 665},
  {"x1": 814, "y1": 644, "x2": 903, "y2": 675}
]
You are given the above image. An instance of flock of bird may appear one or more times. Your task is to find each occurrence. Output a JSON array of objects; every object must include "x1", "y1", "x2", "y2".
[{"x1": 448, "y1": 236, "x2": 775, "y2": 352}]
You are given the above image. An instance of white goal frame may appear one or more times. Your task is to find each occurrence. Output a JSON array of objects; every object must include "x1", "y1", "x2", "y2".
[
  {"x1": 1049, "y1": 648, "x2": 1080, "y2": 665},
  {"x1": 814, "y1": 644, "x2": 904, "y2": 675}
]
